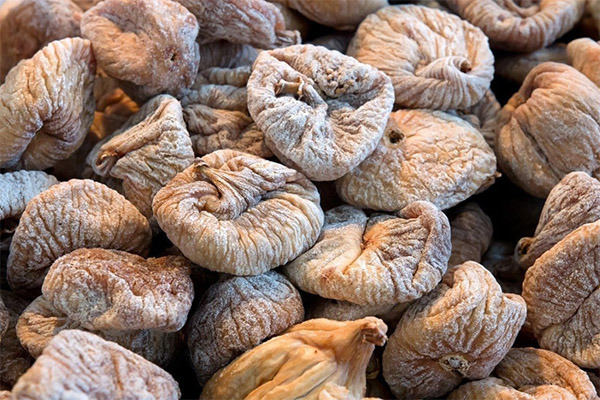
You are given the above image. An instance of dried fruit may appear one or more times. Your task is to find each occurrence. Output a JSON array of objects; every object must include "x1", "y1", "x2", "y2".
[
  {"x1": 0, "y1": 391, "x2": 9, "y2": 399},
  {"x1": 0, "y1": 290, "x2": 33, "y2": 389},
  {"x1": 446, "y1": 0, "x2": 586, "y2": 52},
  {"x1": 496, "y1": 63, "x2": 600, "y2": 198},
  {"x1": 196, "y1": 41, "x2": 258, "y2": 72},
  {"x1": 247, "y1": 44, "x2": 394, "y2": 181},
  {"x1": 11, "y1": 329, "x2": 180, "y2": 399},
  {"x1": 153, "y1": 150, "x2": 324, "y2": 275},
  {"x1": 0, "y1": 38, "x2": 95, "y2": 170},
  {"x1": 455, "y1": 89, "x2": 501, "y2": 149},
  {"x1": 0, "y1": 171, "x2": 58, "y2": 222},
  {"x1": 496, "y1": 43, "x2": 568, "y2": 84},
  {"x1": 336, "y1": 110, "x2": 497, "y2": 212},
  {"x1": 522, "y1": 220, "x2": 600, "y2": 368},
  {"x1": 201, "y1": 317, "x2": 387, "y2": 400},
  {"x1": 81, "y1": 0, "x2": 199, "y2": 102},
  {"x1": 348, "y1": 5, "x2": 494, "y2": 110},
  {"x1": 188, "y1": 271, "x2": 304, "y2": 384},
  {"x1": 568, "y1": 38, "x2": 600, "y2": 88},
  {"x1": 283, "y1": 202, "x2": 451, "y2": 306},
  {"x1": 7, "y1": 179, "x2": 151, "y2": 293},
  {"x1": 87, "y1": 95, "x2": 194, "y2": 218},
  {"x1": 382, "y1": 262, "x2": 527, "y2": 399},
  {"x1": 448, "y1": 203, "x2": 493, "y2": 267}
]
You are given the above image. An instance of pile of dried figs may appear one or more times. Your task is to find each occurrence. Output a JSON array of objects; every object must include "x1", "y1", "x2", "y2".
[{"x1": 1, "y1": 0, "x2": 600, "y2": 399}]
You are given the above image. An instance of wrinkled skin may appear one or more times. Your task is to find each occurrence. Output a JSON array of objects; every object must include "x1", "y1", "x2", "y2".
[
  {"x1": 16, "y1": 296, "x2": 180, "y2": 366},
  {"x1": 7, "y1": 180, "x2": 152, "y2": 293},
  {"x1": 522, "y1": 220, "x2": 600, "y2": 368},
  {"x1": 11, "y1": 330, "x2": 180, "y2": 399},
  {"x1": 0, "y1": 290, "x2": 33, "y2": 389},
  {"x1": 448, "y1": 203, "x2": 493, "y2": 267},
  {"x1": 568, "y1": 38, "x2": 600, "y2": 87},
  {"x1": 447, "y1": 0, "x2": 585, "y2": 52},
  {"x1": 196, "y1": 41, "x2": 258, "y2": 72},
  {"x1": 496, "y1": 63, "x2": 600, "y2": 198},
  {"x1": 283, "y1": 202, "x2": 451, "y2": 306},
  {"x1": 201, "y1": 317, "x2": 388, "y2": 400},
  {"x1": 0, "y1": 38, "x2": 96, "y2": 170},
  {"x1": 496, "y1": 43, "x2": 568, "y2": 84},
  {"x1": 336, "y1": 110, "x2": 497, "y2": 212},
  {"x1": 177, "y1": 0, "x2": 300, "y2": 49},
  {"x1": 0, "y1": 171, "x2": 58, "y2": 221},
  {"x1": 382, "y1": 262, "x2": 527, "y2": 399},
  {"x1": 248, "y1": 44, "x2": 394, "y2": 181},
  {"x1": 153, "y1": 150, "x2": 324, "y2": 275},
  {"x1": 348, "y1": 5, "x2": 494, "y2": 110},
  {"x1": 87, "y1": 95, "x2": 194, "y2": 218},
  {"x1": 516, "y1": 172, "x2": 600, "y2": 269},
  {"x1": 81, "y1": 0, "x2": 199, "y2": 102},
  {"x1": 456, "y1": 89, "x2": 502, "y2": 149},
  {"x1": 188, "y1": 272, "x2": 304, "y2": 384},
  {"x1": 0, "y1": 0, "x2": 82, "y2": 82}
]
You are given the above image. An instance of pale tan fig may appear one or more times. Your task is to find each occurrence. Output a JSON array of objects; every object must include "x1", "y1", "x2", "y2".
[
  {"x1": 0, "y1": 290, "x2": 33, "y2": 389},
  {"x1": 455, "y1": 89, "x2": 502, "y2": 148},
  {"x1": 11, "y1": 330, "x2": 180, "y2": 399},
  {"x1": 0, "y1": 38, "x2": 95, "y2": 170},
  {"x1": 153, "y1": 150, "x2": 324, "y2": 275},
  {"x1": 449, "y1": 203, "x2": 493, "y2": 267},
  {"x1": 336, "y1": 110, "x2": 497, "y2": 212},
  {"x1": 283, "y1": 202, "x2": 451, "y2": 306},
  {"x1": 446, "y1": 0, "x2": 585, "y2": 52},
  {"x1": 382, "y1": 262, "x2": 527, "y2": 399},
  {"x1": 188, "y1": 272, "x2": 304, "y2": 384},
  {"x1": 496, "y1": 43, "x2": 568, "y2": 84},
  {"x1": 0, "y1": 171, "x2": 58, "y2": 222},
  {"x1": 516, "y1": 172, "x2": 600, "y2": 269},
  {"x1": 568, "y1": 38, "x2": 600, "y2": 87},
  {"x1": 496, "y1": 63, "x2": 600, "y2": 198},
  {"x1": 348, "y1": 5, "x2": 494, "y2": 110},
  {"x1": 7, "y1": 180, "x2": 152, "y2": 293},
  {"x1": 201, "y1": 317, "x2": 388, "y2": 400},
  {"x1": 522, "y1": 221, "x2": 600, "y2": 368}
]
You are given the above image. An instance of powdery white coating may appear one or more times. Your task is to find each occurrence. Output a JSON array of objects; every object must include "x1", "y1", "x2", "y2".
[
  {"x1": 201, "y1": 317, "x2": 387, "y2": 400},
  {"x1": 496, "y1": 43, "x2": 568, "y2": 84},
  {"x1": 522, "y1": 221, "x2": 600, "y2": 368},
  {"x1": 516, "y1": 172, "x2": 600, "y2": 269},
  {"x1": 448, "y1": 203, "x2": 493, "y2": 267},
  {"x1": 87, "y1": 95, "x2": 194, "y2": 218},
  {"x1": 247, "y1": 44, "x2": 394, "y2": 181},
  {"x1": 348, "y1": 5, "x2": 494, "y2": 110},
  {"x1": 382, "y1": 262, "x2": 527, "y2": 399},
  {"x1": 496, "y1": 63, "x2": 600, "y2": 198},
  {"x1": 16, "y1": 296, "x2": 180, "y2": 366},
  {"x1": 188, "y1": 271, "x2": 304, "y2": 384},
  {"x1": 283, "y1": 202, "x2": 451, "y2": 306},
  {"x1": 0, "y1": 38, "x2": 96, "y2": 170},
  {"x1": 446, "y1": 0, "x2": 585, "y2": 52},
  {"x1": 81, "y1": 0, "x2": 199, "y2": 102},
  {"x1": 336, "y1": 110, "x2": 497, "y2": 212},
  {"x1": 7, "y1": 179, "x2": 152, "y2": 292},
  {"x1": 0, "y1": 171, "x2": 58, "y2": 221},
  {"x1": 0, "y1": 290, "x2": 33, "y2": 389},
  {"x1": 568, "y1": 38, "x2": 600, "y2": 88},
  {"x1": 42, "y1": 248, "x2": 193, "y2": 332},
  {"x1": 11, "y1": 330, "x2": 180, "y2": 399},
  {"x1": 455, "y1": 89, "x2": 502, "y2": 149},
  {"x1": 153, "y1": 150, "x2": 324, "y2": 275}
]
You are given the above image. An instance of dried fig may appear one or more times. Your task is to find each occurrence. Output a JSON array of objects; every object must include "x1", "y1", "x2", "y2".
[
  {"x1": 81, "y1": 0, "x2": 199, "y2": 102},
  {"x1": 0, "y1": 290, "x2": 33, "y2": 389},
  {"x1": 0, "y1": 171, "x2": 58, "y2": 222},
  {"x1": 283, "y1": 202, "x2": 451, "y2": 306},
  {"x1": 0, "y1": 391, "x2": 9, "y2": 399},
  {"x1": 448, "y1": 203, "x2": 493, "y2": 267},
  {"x1": 382, "y1": 261, "x2": 527, "y2": 399},
  {"x1": 188, "y1": 271, "x2": 304, "y2": 384},
  {"x1": 7, "y1": 179, "x2": 151, "y2": 293},
  {"x1": 455, "y1": 89, "x2": 502, "y2": 149},
  {"x1": 0, "y1": 38, "x2": 95, "y2": 170},
  {"x1": 522, "y1": 220, "x2": 600, "y2": 368},
  {"x1": 336, "y1": 110, "x2": 497, "y2": 212},
  {"x1": 201, "y1": 317, "x2": 387, "y2": 400},
  {"x1": 11, "y1": 330, "x2": 180, "y2": 399},
  {"x1": 496, "y1": 63, "x2": 600, "y2": 198},
  {"x1": 247, "y1": 44, "x2": 394, "y2": 181},
  {"x1": 446, "y1": 0, "x2": 585, "y2": 52},
  {"x1": 496, "y1": 43, "x2": 568, "y2": 84},
  {"x1": 348, "y1": 5, "x2": 494, "y2": 110},
  {"x1": 196, "y1": 41, "x2": 258, "y2": 72},
  {"x1": 568, "y1": 38, "x2": 600, "y2": 87},
  {"x1": 153, "y1": 150, "x2": 324, "y2": 275}
]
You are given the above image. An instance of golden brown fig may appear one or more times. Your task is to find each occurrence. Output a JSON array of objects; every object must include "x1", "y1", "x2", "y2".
[
  {"x1": 382, "y1": 262, "x2": 527, "y2": 399},
  {"x1": 496, "y1": 43, "x2": 568, "y2": 84},
  {"x1": 568, "y1": 38, "x2": 600, "y2": 87},
  {"x1": 201, "y1": 317, "x2": 387, "y2": 400},
  {"x1": 448, "y1": 203, "x2": 493, "y2": 267},
  {"x1": 0, "y1": 290, "x2": 33, "y2": 389}
]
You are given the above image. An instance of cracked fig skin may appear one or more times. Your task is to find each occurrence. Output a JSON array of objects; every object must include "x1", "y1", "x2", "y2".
[
  {"x1": 247, "y1": 44, "x2": 394, "y2": 181},
  {"x1": 153, "y1": 150, "x2": 324, "y2": 275},
  {"x1": 201, "y1": 317, "x2": 387, "y2": 400},
  {"x1": 383, "y1": 262, "x2": 527, "y2": 399},
  {"x1": 283, "y1": 202, "x2": 451, "y2": 306},
  {"x1": 336, "y1": 109, "x2": 497, "y2": 212}
]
